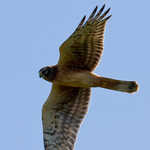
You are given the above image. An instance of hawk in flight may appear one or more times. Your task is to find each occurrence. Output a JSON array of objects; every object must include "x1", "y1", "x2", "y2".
[{"x1": 39, "y1": 4, "x2": 138, "y2": 150}]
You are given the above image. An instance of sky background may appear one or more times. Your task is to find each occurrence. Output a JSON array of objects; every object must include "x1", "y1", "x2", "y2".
[{"x1": 0, "y1": 0, "x2": 150, "y2": 150}]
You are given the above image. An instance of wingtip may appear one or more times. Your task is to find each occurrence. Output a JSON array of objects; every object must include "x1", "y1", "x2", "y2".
[
  {"x1": 93, "y1": 5, "x2": 98, "y2": 13},
  {"x1": 88, "y1": 5, "x2": 98, "y2": 21},
  {"x1": 98, "y1": 6, "x2": 111, "y2": 21},
  {"x1": 102, "y1": 4, "x2": 106, "y2": 9},
  {"x1": 105, "y1": 14, "x2": 112, "y2": 21},
  {"x1": 83, "y1": 15, "x2": 86, "y2": 19},
  {"x1": 76, "y1": 15, "x2": 86, "y2": 30},
  {"x1": 105, "y1": 7, "x2": 111, "y2": 14},
  {"x1": 108, "y1": 7, "x2": 111, "y2": 12},
  {"x1": 95, "y1": 5, "x2": 98, "y2": 9}
]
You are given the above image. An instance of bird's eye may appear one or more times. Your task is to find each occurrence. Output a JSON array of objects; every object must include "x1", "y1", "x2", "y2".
[{"x1": 44, "y1": 70, "x2": 49, "y2": 76}]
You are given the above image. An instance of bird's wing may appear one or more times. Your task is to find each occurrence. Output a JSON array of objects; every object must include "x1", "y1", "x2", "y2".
[
  {"x1": 42, "y1": 84, "x2": 91, "y2": 150},
  {"x1": 58, "y1": 4, "x2": 111, "y2": 71}
]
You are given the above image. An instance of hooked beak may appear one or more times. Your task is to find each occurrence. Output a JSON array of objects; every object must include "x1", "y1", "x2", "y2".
[
  {"x1": 39, "y1": 71, "x2": 42, "y2": 78},
  {"x1": 39, "y1": 68, "x2": 44, "y2": 78}
]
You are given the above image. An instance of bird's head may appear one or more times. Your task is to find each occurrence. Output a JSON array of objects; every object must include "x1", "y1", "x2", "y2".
[{"x1": 39, "y1": 65, "x2": 57, "y2": 82}]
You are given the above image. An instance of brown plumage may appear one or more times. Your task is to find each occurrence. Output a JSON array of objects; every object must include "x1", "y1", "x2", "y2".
[
  {"x1": 39, "y1": 4, "x2": 138, "y2": 150},
  {"x1": 58, "y1": 5, "x2": 111, "y2": 71},
  {"x1": 42, "y1": 85, "x2": 90, "y2": 150}
]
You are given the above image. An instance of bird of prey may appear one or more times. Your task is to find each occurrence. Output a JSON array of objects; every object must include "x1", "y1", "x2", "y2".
[{"x1": 39, "y1": 4, "x2": 138, "y2": 150}]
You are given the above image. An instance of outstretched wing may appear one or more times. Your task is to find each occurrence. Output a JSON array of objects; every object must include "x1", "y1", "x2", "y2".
[
  {"x1": 58, "y1": 4, "x2": 111, "y2": 71},
  {"x1": 42, "y1": 84, "x2": 91, "y2": 150}
]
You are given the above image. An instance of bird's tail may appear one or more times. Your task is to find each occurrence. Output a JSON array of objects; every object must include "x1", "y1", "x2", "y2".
[{"x1": 96, "y1": 76, "x2": 138, "y2": 93}]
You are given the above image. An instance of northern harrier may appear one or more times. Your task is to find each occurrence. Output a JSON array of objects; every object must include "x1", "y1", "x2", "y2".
[{"x1": 39, "y1": 4, "x2": 138, "y2": 150}]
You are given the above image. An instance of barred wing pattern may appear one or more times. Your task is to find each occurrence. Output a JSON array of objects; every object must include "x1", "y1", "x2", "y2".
[
  {"x1": 59, "y1": 5, "x2": 111, "y2": 71},
  {"x1": 42, "y1": 84, "x2": 91, "y2": 150}
]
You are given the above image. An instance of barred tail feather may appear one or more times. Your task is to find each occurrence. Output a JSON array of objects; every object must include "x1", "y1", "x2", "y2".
[{"x1": 97, "y1": 76, "x2": 138, "y2": 93}]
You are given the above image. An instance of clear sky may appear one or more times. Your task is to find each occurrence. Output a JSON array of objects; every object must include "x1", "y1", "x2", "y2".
[{"x1": 0, "y1": 0, "x2": 149, "y2": 150}]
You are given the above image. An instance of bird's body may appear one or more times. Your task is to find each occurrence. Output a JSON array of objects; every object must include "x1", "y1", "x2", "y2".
[{"x1": 39, "y1": 5, "x2": 138, "y2": 150}]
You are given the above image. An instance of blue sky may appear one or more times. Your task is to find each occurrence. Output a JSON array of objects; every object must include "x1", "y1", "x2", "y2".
[{"x1": 0, "y1": 0, "x2": 149, "y2": 150}]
